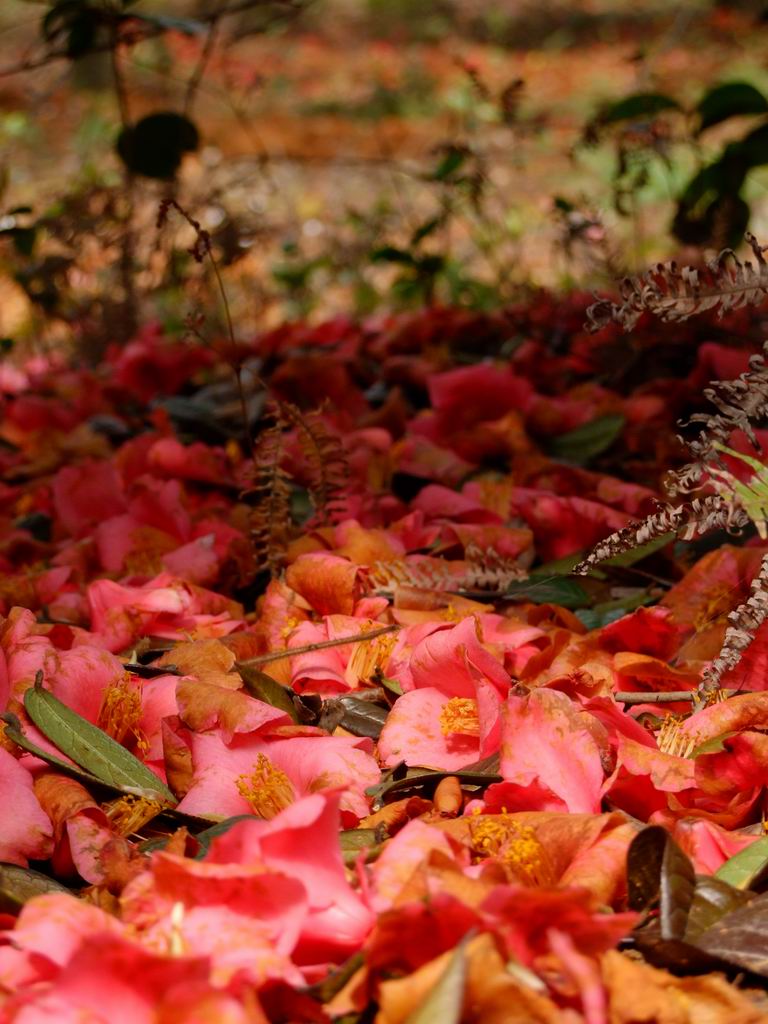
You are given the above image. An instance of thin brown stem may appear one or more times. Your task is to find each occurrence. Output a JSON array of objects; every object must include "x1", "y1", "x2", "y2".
[
  {"x1": 183, "y1": 7, "x2": 225, "y2": 117},
  {"x1": 614, "y1": 690, "x2": 734, "y2": 704},
  {"x1": 237, "y1": 623, "x2": 399, "y2": 668}
]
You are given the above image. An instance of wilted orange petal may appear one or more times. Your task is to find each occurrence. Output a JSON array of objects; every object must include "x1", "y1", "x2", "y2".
[
  {"x1": 376, "y1": 932, "x2": 561, "y2": 1024},
  {"x1": 600, "y1": 949, "x2": 765, "y2": 1023}
]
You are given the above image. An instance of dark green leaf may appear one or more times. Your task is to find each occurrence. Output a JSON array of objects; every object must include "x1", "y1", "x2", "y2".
[
  {"x1": 370, "y1": 246, "x2": 415, "y2": 265},
  {"x1": 660, "y1": 831, "x2": 696, "y2": 940},
  {"x1": 627, "y1": 826, "x2": 696, "y2": 940},
  {"x1": 547, "y1": 413, "x2": 625, "y2": 465},
  {"x1": 695, "y1": 891, "x2": 768, "y2": 976},
  {"x1": 336, "y1": 695, "x2": 389, "y2": 739},
  {"x1": 366, "y1": 754, "x2": 501, "y2": 804},
  {"x1": 602, "y1": 531, "x2": 676, "y2": 568},
  {"x1": 0, "y1": 863, "x2": 72, "y2": 914},
  {"x1": 697, "y1": 82, "x2": 768, "y2": 134},
  {"x1": 24, "y1": 676, "x2": 176, "y2": 804},
  {"x1": 9, "y1": 227, "x2": 37, "y2": 258},
  {"x1": 339, "y1": 828, "x2": 382, "y2": 865},
  {"x1": 1, "y1": 712, "x2": 123, "y2": 791},
  {"x1": 116, "y1": 112, "x2": 199, "y2": 180},
  {"x1": 685, "y1": 876, "x2": 755, "y2": 940},
  {"x1": 237, "y1": 664, "x2": 299, "y2": 723},
  {"x1": 715, "y1": 836, "x2": 768, "y2": 891},
  {"x1": 411, "y1": 216, "x2": 443, "y2": 246},
  {"x1": 627, "y1": 826, "x2": 668, "y2": 911},
  {"x1": 734, "y1": 122, "x2": 768, "y2": 170},
  {"x1": 192, "y1": 814, "x2": 256, "y2": 858},
  {"x1": 431, "y1": 147, "x2": 469, "y2": 181},
  {"x1": 304, "y1": 953, "x2": 365, "y2": 1003},
  {"x1": 503, "y1": 576, "x2": 590, "y2": 608},
  {"x1": 598, "y1": 92, "x2": 680, "y2": 125},
  {"x1": 575, "y1": 588, "x2": 654, "y2": 630},
  {"x1": 632, "y1": 929, "x2": 732, "y2": 975}
]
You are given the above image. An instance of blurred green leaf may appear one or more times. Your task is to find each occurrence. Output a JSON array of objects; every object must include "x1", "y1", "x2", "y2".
[
  {"x1": 598, "y1": 92, "x2": 680, "y2": 125},
  {"x1": 715, "y1": 836, "x2": 768, "y2": 891},
  {"x1": 503, "y1": 576, "x2": 590, "y2": 608},
  {"x1": 547, "y1": 413, "x2": 625, "y2": 465},
  {"x1": 697, "y1": 82, "x2": 768, "y2": 134},
  {"x1": 0, "y1": 863, "x2": 72, "y2": 915}
]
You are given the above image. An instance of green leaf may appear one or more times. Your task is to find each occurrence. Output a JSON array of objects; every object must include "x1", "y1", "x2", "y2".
[
  {"x1": 576, "y1": 588, "x2": 654, "y2": 629},
  {"x1": 547, "y1": 413, "x2": 625, "y2": 465},
  {"x1": 116, "y1": 112, "x2": 199, "y2": 180},
  {"x1": 601, "y1": 531, "x2": 676, "y2": 568},
  {"x1": 0, "y1": 863, "x2": 72, "y2": 914},
  {"x1": 237, "y1": 665, "x2": 299, "y2": 723},
  {"x1": 379, "y1": 675, "x2": 403, "y2": 696},
  {"x1": 715, "y1": 836, "x2": 768, "y2": 890},
  {"x1": 336, "y1": 695, "x2": 389, "y2": 739},
  {"x1": 370, "y1": 246, "x2": 415, "y2": 265},
  {"x1": 503, "y1": 576, "x2": 590, "y2": 608},
  {"x1": 304, "y1": 953, "x2": 365, "y2": 1003},
  {"x1": 697, "y1": 82, "x2": 768, "y2": 134},
  {"x1": 598, "y1": 92, "x2": 680, "y2": 125},
  {"x1": 24, "y1": 676, "x2": 176, "y2": 804},
  {"x1": 684, "y1": 876, "x2": 755, "y2": 940},
  {"x1": 192, "y1": 814, "x2": 256, "y2": 858},
  {"x1": 339, "y1": 828, "x2": 381, "y2": 865},
  {"x1": 695, "y1": 891, "x2": 768, "y2": 976},
  {"x1": 411, "y1": 216, "x2": 443, "y2": 246},
  {"x1": 1, "y1": 712, "x2": 123, "y2": 791},
  {"x1": 430, "y1": 147, "x2": 469, "y2": 181},
  {"x1": 366, "y1": 755, "x2": 501, "y2": 804},
  {"x1": 405, "y1": 935, "x2": 468, "y2": 1024}
]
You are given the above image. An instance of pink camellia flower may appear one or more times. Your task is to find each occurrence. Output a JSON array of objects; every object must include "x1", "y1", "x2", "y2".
[
  {"x1": 484, "y1": 688, "x2": 606, "y2": 814},
  {"x1": 176, "y1": 728, "x2": 379, "y2": 825},
  {"x1": 0, "y1": 748, "x2": 52, "y2": 866},
  {"x1": 86, "y1": 573, "x2": 244, "y2": 652},
  {"x1": 203, "y1": 790, "x2": 374, "y2": 966},
  {"x1": 120, "y1": 851, "x2": 308, "y2": 987},
  {"x1": 378, "y1": 617, "x2": 512, "y2": 770}
]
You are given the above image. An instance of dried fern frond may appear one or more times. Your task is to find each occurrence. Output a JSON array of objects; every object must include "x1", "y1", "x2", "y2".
[
  {"x1": 586, "y1": 233, "x2": 768, "y2": 332},
  {"x1": 280, "y1": 402, "x2": 349, "y2": 525},
  {"x1": 372, "y1": 546, "x2": 528, "y2": 595},
  {"x1": 698, "y1": 552, "x2": 768, "y2": 697},
  {"x1": 572, "y1": 494, "x2": 748, "y2": 576},
  {"x1": 242, "y1": 405, "x2": 293, "y2": 577},
  {"x1": 666, "y1": 342, "x2": 768, "y2": 495}
]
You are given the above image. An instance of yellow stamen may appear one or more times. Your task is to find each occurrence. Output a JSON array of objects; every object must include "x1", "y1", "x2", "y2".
[
  {"x1": 656, "y1": 715, "x2": 697, "y2": 758},
  {"x1": 168, "y1": 901, "x2": 186, "y2": 957},
  {"x1": 439, "y1": 697, "x2": 480, "y2": 737},
  {"x1": 104, "y1": 794, "x2": 164, "y2": 836},
  {"x1": 346, "y1": 625, "x2": 398, "y2": 683},
  {"x1": 469, "y1": 816, "x2": 553, "y2": 886},
  {"x1": 236, "y1": 753, "x2": 295, "y2": 819},
  {"x1": 98, "y1": 676, "x2": 148, "y2": 755}
]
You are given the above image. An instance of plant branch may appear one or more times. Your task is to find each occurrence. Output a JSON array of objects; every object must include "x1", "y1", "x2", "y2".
[
  {"x1": 614, "y1": 690, "x2": 735, "y2": 704},
  {"x1": 0, "y1": 0, "x2": 308, "y2": 81},
  {"x1": 237, "y1": 623, "x2": 399, "y2": 667}
]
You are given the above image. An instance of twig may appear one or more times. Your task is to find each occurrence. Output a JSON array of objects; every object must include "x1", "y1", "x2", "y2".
[
  {"x1": 183, "y1": 5, "x2": 226, "y2": 117},
  {"x1": 237, "y1": 623, "x2": 399, "y2": 667},
  {"x1": 614, "y1": 689, "x2": 735, "y2": 704},
  {"x1": 0, "y1": 0, "x2": 308, "y2": 81}
]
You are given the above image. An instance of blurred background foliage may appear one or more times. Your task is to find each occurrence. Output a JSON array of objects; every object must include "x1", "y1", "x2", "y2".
[{"x1": 1, "y1": 0, "x2": 768, "y2": 355}]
